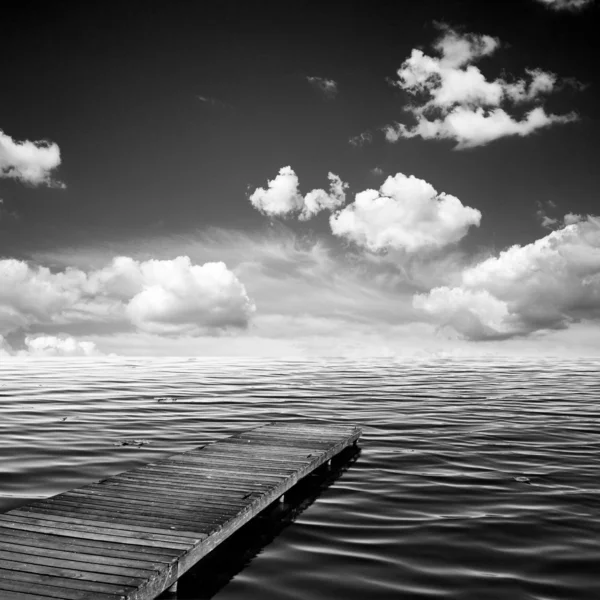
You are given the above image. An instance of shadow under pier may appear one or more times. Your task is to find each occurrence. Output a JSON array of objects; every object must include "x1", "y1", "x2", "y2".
[{"x1": 160, "y1": 445, "x2": 361, "y2": 599}]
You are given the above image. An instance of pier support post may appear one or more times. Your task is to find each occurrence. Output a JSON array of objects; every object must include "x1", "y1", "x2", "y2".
[{"x1": 167, "y1": 581, "x2": 178, "y2": 595}]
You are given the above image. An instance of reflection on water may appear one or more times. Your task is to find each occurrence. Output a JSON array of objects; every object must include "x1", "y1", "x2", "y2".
[{"x1": 1, "y1": 357, "x2": 600, "y2": 599}]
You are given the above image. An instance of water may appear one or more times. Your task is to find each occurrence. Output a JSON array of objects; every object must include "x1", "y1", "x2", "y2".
[{"x1": 1, "y1": 357, "x2": 599, "y2": 599}]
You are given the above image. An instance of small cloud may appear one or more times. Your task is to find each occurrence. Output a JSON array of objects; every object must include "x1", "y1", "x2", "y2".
[
  {"x1": 535, "y1": 0, "x2": 595, "y2": 10},
  {"x1": 0, "y1": 128, "x2": 63, "y2": 187},
  {"x1": 371, "y1": 167, "x2": 384, "y2": 176},
  {"x1": 249, "y1": 167, "x2": 347, "y2": 220},
  {"x1": 23, "y1": 335, "x2": 102, "y2": 357},
  {"x1": 306, "y1": 76, "x2": 338, "y2": 99},
  {"x1": 349, "y1": 131, "x2": 372, "y2": 147},
  {"x1": 536, "y1": 200, "x2": 560, "y2": 229},
  {"x1": 0, "y1": 334, "x2": 103, "y2": 358},
  {"x1": 197, "y1": 95, "x2": 232, "y2": 109}
]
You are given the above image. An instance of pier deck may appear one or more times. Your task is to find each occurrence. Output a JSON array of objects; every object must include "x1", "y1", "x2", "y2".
[{"x1": 0, "y1": 422, "x2": 361, "y2": 600}]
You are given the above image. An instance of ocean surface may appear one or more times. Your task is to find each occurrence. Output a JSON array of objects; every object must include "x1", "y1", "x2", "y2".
[{"x1": 1, "y1": 357, "x2": 599, "y2": 600}]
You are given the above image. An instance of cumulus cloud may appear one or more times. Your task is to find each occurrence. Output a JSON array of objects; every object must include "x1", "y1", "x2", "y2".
[
  {"x1": 386, "y1": 26, "x2": 579, "y2": 148},
  {"x1": 23, "y1": 335, "x2": 101, "y2": 357},
  {"x1": 0, "y1": 334, "x2": 102, "y2": 357},
  {"x1": 414, "y1": 216, "x2": 600, "y2": 340},
  {"x1": 307, "y1": 76, "x2": 338, "y2": 99},
  {"x1": 535, "y1": 0, "x2": 595, "y2": 10},
  {"x1": 0, "y1": 255, "x2": 254, "y2": 340},
  {"x1": 0, "y1": 129, "x2": 63, "y2": 186},
  {"x1": 124, "y1": 258, "x2": 253, "y2": 335},
  {"x1": 249, "y1": 167, "x2": 347, "y2": 219},
  {"x1": 329, "y1": 172, "x2": 481, "y2": 252}
]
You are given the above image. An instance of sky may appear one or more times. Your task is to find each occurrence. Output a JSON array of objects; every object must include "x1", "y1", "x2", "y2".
[{"x1": 1, "y1": 0, "x2": 599, "y2": 358}]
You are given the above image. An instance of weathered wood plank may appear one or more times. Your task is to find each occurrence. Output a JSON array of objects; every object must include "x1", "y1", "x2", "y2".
[
  {"x1": 0, "y1": 422, "x2": 361, "y2": 600},
  {"x1": 0, "y1": 567, "x2": 135, "y2": 596},
  {"x1": 0, "y1": 527, "x2": 180, "y2": 559}
]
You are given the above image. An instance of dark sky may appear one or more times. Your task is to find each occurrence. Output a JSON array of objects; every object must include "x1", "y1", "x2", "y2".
[{"x1": 1, "y1": 0, "x2": 598, "y2": 257}]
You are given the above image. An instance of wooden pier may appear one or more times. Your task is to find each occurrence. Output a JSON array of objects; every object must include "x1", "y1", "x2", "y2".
[{"x1": 0, "y1": 422, "x2": 361, "y2": 600}]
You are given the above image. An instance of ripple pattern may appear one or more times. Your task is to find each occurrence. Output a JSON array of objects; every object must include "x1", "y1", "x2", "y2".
[{"x1": 1, "y1": 357, "x2": 599, "y2": 599}]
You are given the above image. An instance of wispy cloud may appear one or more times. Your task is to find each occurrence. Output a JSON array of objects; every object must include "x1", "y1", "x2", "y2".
[
  {"x1": 197, "y1": 95, "x2": 233, "y2": 109},
  {"x1": 24, "y1": 222, "x2": 600, "y2": 356},
  {"x1": 535, "y1": 0, "x2": 595, "y2": 10},
  {"x1": 306, "y1": 76, "x2": 338, "y2": 99},
  {"x1": 349, "y1": 131, "x2": 372, "y2": 147},
  {"x1": 384, "y1": 25, "x2": 579, "y2": 149},
  {"x1": 0, "y1": 128, "x2": 63, "y2": 187}
]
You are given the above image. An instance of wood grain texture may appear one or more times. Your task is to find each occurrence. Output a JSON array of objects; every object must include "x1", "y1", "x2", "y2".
[{"x1": 0, "y1": 422, "x2": 361, "y2": 600}]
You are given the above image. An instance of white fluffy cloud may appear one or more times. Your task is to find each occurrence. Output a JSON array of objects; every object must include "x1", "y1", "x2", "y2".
[
  {"x1": 124, "y1": 258, "x2": 253, "y2": 335},
  {"x1": 249, "y1": 167, "x2": 347, "y2": 219},
  {"x1": 414, "y1": 216, "x2": 600, "y2": 340},
  {"x1": 535, "y1": 0, "x2": 595, "y2": 10},
  {"x1": 0, "y1": 334, "x2": 102, "y2": 357},
  {"x1": 306, "y1": 76, "x2": 338, "y2": 99},
  {"x1": 386, "y1": 26, "x2": 578, "y2": 148},
  {"x1": 0, "y1": 129, "x2": 62, "y2": 186},
  {"x1": 329, "y1": 172, "x2": 481, "y2": 252},
  {"x1": 0, "y1": 255, "x2": 254, "y2": 339},
  {"x1": 23, "y1": 335, "x2": 101, "y2": 357},
  {"x1": 385, "y1": 107, "x2": 576, "y2": 150}
]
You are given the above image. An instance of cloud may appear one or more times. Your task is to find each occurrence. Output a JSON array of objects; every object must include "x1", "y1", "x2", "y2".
[
  {"x1": 23, "y1": 335, "x2": 102, "y2": 357},
  {"x1": 0, "y1": 334, "x2": 102, "y2": 357},
  {"x1": 385, "y1": 107, "x2": 577, "y2": 150},
  {"x1": 536, "y1": 201, "x2": 583, "y2": 230},
  {"x1": 535, "y1": 0, "x2": 595, "y2": 10},
  {"x1": 197, "y1": 95, "x2": 232, "y2": 109},
  {"x1": 349, "y1": 132, "x2": 373, "y2": 147},
  {"x1": 386, "y1": 25, "x2": 579, "y2": 148},
  {"x1": 0, "y1": 255, "x2": 254, "y2": 340},
  {"x1": 414, "y1": 216, "x2": 600, "y2": 340},
  {"x1": 306, "y1": 76, "x2": 338, "y2": 99},
  {"x1": 329, "y1": 172, "x2": 481, "y2": 252},
  {"x1": 0, "y1": 129, "x2": 63, "y2": 186},
  {"x1": 123, "y1": 257, "x2": 254, "y2": 335},
  {"x1": 249, "y1": 167, "x2": 347, "y2": 219},
  {"x1": 24, "y1": 226, "x2": 600, "y2": 357}
]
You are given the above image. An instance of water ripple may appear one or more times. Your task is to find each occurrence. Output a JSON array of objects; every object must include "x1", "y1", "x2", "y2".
[{"x1": 1, "y1": 357, "x2": 599, "y2": 598}]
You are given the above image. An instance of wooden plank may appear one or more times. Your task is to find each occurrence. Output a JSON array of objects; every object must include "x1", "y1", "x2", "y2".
[
  {"x1": 0, "y1": 568, "x2": 135, "y2": 596},
  {"x1": 0, "y1": 549, "x2": 155, "y2": 579},
  {"x1": 0, "y1": 519, "x2": 191, "y2": 549},
  {"x1": 0, "y1": 574, "x2": 120, "y2": 600},
  {"x1": 0, "y1": 542, "x2": 169, "y2": 571},
  {"x1": 0, "y1": 514, "x2": 203, "y2": 543},
  {"x1": 24, "y1": 497, "x2": 238, "y2": 526},
  {"x1": 0, "y1": 422, "x2": 361, "y2": 600},
  {"x1": 0, "y1": 527, "x2": 180, "y2": 559},
  {"x1": 0, "y1": 557, "x2": 146, "y2": 586}
]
